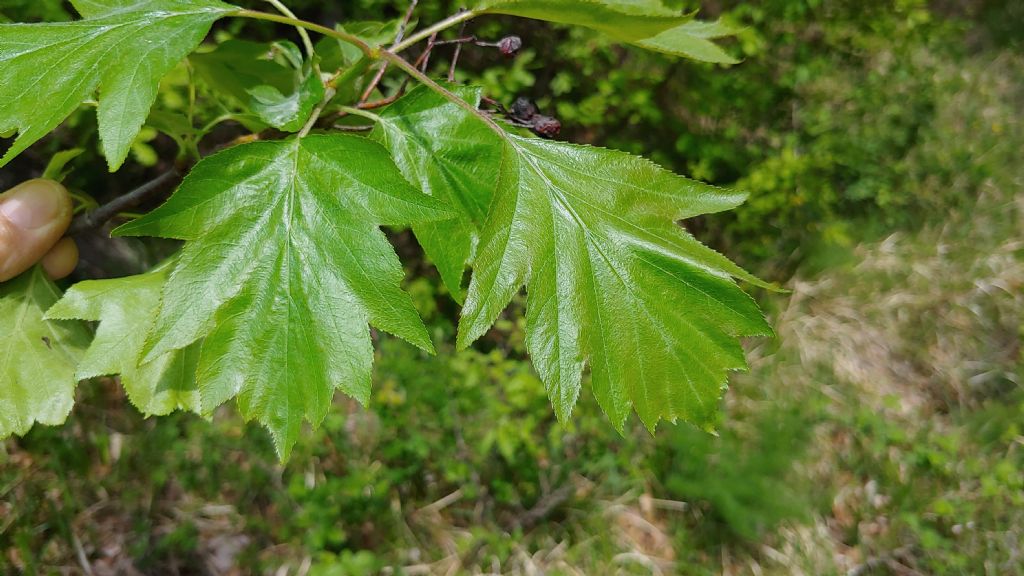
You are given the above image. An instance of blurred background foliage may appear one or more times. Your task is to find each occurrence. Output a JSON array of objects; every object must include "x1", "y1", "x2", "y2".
[{"x1": 1, "y1": 0, "x2": 1021, "y2": 574}]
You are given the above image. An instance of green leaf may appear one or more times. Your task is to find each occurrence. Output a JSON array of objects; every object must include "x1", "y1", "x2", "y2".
[
  {"x1": 474, "y1": 1, "x2": 737, "y2": 63},
  {"x1": 192, "y1": 39, "x2": 325, "y2": 132},
  {"x1": 114, "y1": 135, "x2": 451, "y2": 458},
  {"x1": 70, "y1": 0, "x2": 135, "y2": 18},
  {"x1": 474, "y1": 0, "x2": 692, "y2": 42},
  {"x1": 192, "y1": 39, "x2": 295, "y2": 105},
  {"x1": 45, "y1": 264, "x2": 201, "y2": 417},
  {"x1": 315, "y1": 20, "x2": 401, "y2": 104},
  {"x1": 367, "y1": 86, "x2": 772, "y2": 431},
  {"x1": 0, "y1": 0, "x2": 236, "y2": 171},
  {"x1": 632, "y1": 19, "x2": 741, "y2": 64},
  {"x1": 372, "y1": 85, "x2": 502, "y2": 302},
  {"x1": 0, "y1": 267, "x2": 90, "y2": 438},
  {"x1": 460, "y1": 134, "x2": 772, "y2": 431},
  {"x1": 41, "y1": 148, "x2": 85, "y2": 182},
  {"x1": 246, "y1": 65, "x2": 325, "y2": 132},
  {"x1": 334, "y1": 20, "x2": 401, "y2": 67}
]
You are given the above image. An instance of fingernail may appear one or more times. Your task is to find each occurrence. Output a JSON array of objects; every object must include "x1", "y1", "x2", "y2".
[{"x1": 0, "y1": 180, "x2": 67, "y2": 230}]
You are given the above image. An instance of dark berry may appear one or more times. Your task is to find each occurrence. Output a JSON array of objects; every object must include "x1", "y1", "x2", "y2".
[
  {"x1": 532, "y1": 115, "x2": 561, "y2": 138},
  {"x1": 510, "y1": 97, "x2": 538, "y2": 121},
  {"x1": 498, "y1": 35, "x2": 523, "y2": 57}
]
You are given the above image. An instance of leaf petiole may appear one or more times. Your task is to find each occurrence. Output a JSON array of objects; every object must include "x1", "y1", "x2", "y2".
[
  {"x1": 338, "y1": 106, "x2": 383, "y2": 123},
  {"x1": 263, "y1": 0, "x2": 315, "y2": 60},
  {"x1": 390, "y1": 10, "x2": 477, "y2": 53},
  {"x1": 229, "y1": 9, "x2": 504, "y2": 136},
  {"x1": 230, "y1": 9, "x2": 375, "y2": 58},
  {"x1": 379, "y1": 51, "x2": 506, "y2": 135}
]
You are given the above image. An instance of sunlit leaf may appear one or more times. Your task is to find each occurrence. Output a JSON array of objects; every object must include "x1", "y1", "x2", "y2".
[
  {"x1": 114, "y1": 134, "x2": 451, "y2": 458},
  {"x1": 377, "y1": 88, "x2": 772, "y2": 431},
  {"x1": 46, "y1": 264, "x2": 201, "y2": 417},
  {"x1": 0, "y1": 0, "x2": 235, "y2": 170},
  {"x1": 372, "y1": 85, "x2": 502, "y2": 301}
]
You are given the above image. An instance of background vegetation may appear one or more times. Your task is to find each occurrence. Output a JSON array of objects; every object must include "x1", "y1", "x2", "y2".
[{"x1": 1, "y1": 0, "x2": 1021, "y2": 574}]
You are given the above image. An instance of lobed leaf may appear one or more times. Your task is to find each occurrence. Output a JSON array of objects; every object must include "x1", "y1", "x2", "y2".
[
  {"x1": 46, "y1": 264, "x2": 201, "y2": 417},
  {"x1": 372, "y1": 85, "x2": 502, "y2": 301},
  {"x1": 377, "y1": 88, "x2": 772, "y2": 432},
  {"x1": 114, "y1": 134, "x2": 451, "y2": 458},
  {"x1": 0, "y1": 267, "x2": 90, "y2": 438},
  {"x1": 0, "y1": 0, "x2": 236, "y2": 171},
  {"x1": 464, "y1": 135, "x2": 773, "y2": 431}
]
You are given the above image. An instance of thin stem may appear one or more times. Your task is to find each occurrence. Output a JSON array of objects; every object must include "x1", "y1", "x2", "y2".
[
  {"x1": 416, "y1": 32, "x2": 438, "y2": 72},
  {"x1": 185, "y1": 60, "x2": 196, "y2": 129},
  {"x1": 434, "y1": 36, "x2": 482, "y2": 46},
  {"x1": 264, "y1": 0, "x2": 315, "y2": 59},
  {"x1": 391, "y1": 10, "x2": 477, "y2": 54},
  {"x1": 184, "y1": 60, "x2": 200, "y2": 161},
  {"x1": 199, "y1": 113, "x2": 241, "y2": 135},
  {"x1": 232, "y1": 10, "x2": 374, "y2": 58},
  {"x1": 394, "y1": 0, "x2": 419, "y2": 45},
  {"x1": 299, "y1": 87, "x2": 336, "y2": 137},
  {"x1": 380, "y1": 51, "x2": 504, "y2": 135},
  {"x1": 333, "y1": 124, "x2": 374, "y2": 132},
  {"x1": 358, "y1": 92, "x2": 404, "y2": 110},
  {"x1": 338, "y1": 106, "x2": 383, "y2": 123},
  {"x1": 360, "y1": 63, "x2": 390, "y2": 104},
  {"x1": 448, "y1": 19, "x2": 469, "y2": 82},
  {"x1": 68, "y1": 170, "x2": 181, "y2": 235},
  {"x1": 228, "y1": 9, "x2": 503, "y2": 137},
  {"x1": 358, "y1": 0, "x2": 419, "y2": 105}
]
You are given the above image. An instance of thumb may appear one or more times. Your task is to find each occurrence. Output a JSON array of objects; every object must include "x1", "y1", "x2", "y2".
[{"x1": 0, "y1": 179, "x2": 73, "y2": 282}]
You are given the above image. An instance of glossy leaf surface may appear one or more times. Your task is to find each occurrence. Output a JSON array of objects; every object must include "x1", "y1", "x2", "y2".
[
  {"x1": 373, "y1": 85, "x2": 502, "y2": 301},
  {"x1": 114, "y1": 135, "x2": 450, "y2": 457},
  {"x1": 0, "y1": 267, "x2": 90, "y2": 438},
  {"x1": 461, "y1": 134, "x2": 772, "y2": 431},
  {"x1": 377, "y1": 87, "x2": 771, "y2": 430},
  {"x1": 0, "y1": 0, "x2": 235, "y2": 170},
  {"x1": 633, "y1": 19, "x2": 740, "y2": 64},
  {"x1": 473, "y1": 0, "x2": 691, "y2": 42},
  {"x1": 46, "y1": 265, "x2": 201, "y2": 417}
]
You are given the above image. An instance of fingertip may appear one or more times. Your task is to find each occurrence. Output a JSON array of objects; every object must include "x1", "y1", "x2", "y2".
[
  {"x1": 41, "y1": 237, "x2": 79, "y2": 280},
  {"x1": 0, "y1": 180, "x2": 74, "y2": 282},
  {"x1": 0, "y1": 179, "x2": 72, "y2": 232}
]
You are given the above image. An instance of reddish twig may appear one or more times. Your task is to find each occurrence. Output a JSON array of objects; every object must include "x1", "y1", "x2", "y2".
[
  {"x1": 448, "y1": 19, "x2": 469, "y2": 82},
  {"x1": 415, "y1": 32, "x2": 438, "y2": 72},
  {"x1": 394, "y1": 0, "x2": 418, "y2": 44},
  {"x1": 358, "y1": 92, "x2": 404, "y2": 110},
  {"x1": 359, "y1": 63, "x2": 391, "y2": 104},
  {"x1": 358, "y1": 0, "x2": 419, "y2": 105}
]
